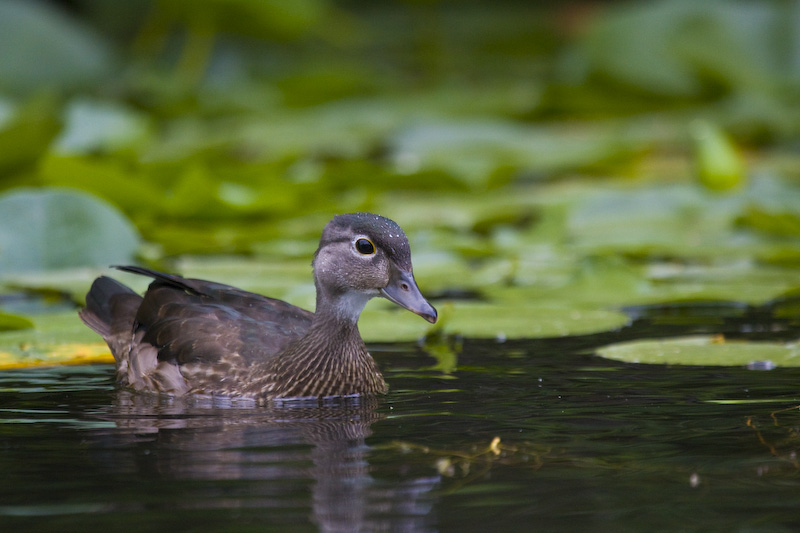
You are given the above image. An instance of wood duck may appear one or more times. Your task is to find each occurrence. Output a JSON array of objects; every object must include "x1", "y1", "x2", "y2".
[{"x1": 79, "y1": 213, "x2": 437, "y2": 403}]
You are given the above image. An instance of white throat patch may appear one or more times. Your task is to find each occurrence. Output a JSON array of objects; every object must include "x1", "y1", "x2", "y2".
[{"x1": 333, "y1": 290, "x2": 378, "y2": 322}]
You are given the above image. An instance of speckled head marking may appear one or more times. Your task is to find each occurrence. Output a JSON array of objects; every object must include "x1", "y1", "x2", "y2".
[{"x1": 318, "y1": 212, "x2": 412, "y2": 271}]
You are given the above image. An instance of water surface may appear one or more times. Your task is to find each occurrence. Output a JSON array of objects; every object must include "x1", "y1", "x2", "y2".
[{"x1": 1, "y1": 304, "x2": 800, "y2": 532}]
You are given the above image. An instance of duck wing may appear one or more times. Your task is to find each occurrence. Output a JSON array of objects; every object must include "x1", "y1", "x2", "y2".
[
  {"x1": 81, "y1": 266, "x2": 314, "y2": 396},
  {"x1": 116, "y1": 266, "x2": 314, "y2": 364}
]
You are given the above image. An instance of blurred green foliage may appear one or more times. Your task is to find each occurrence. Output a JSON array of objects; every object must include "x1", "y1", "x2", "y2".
[
  {"x1": 0, "y1": 188, "x2": 139, "y2": 274},
  {"x1": 0, "y1": 0, "x2": 799, "y2": 347}
]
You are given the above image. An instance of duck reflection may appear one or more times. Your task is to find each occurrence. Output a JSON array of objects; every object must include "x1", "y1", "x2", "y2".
[{"x1": 101, "y1": 392, "x2": 439, "y2": 532}]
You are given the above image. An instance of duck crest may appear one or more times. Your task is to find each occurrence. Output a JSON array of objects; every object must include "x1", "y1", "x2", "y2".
[{"x1": 79, "y1": 213, "x2": 435, "y2": 403}]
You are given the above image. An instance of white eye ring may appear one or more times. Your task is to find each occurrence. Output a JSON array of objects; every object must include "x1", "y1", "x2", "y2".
[{"x1": 354, "y1": 237, "x2": 376, "y2": 255}]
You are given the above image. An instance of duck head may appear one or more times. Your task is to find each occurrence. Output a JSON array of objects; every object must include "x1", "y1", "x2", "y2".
[{"x1": 312, "y1": 213, "x2": 437, "y2": 324}]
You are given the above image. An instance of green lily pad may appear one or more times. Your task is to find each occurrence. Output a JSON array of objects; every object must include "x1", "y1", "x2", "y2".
[
  {"x1": 596, "y1": 335, "x2": 800, "y2": 367},
  {"x1": 0, "y1": 187, "x2": 140, "y2": 274},
  {"x1": 443, "y1": 303, "x2": 630, "y2": 340},
  {"x1": 361, "y1": 302, "x2": 630, "y2": 342},
  {"x1": 554, "y1": 0, "x2": 783, "y2": 106},
  {"x1": 0, "y1": 96, "x2": 61, "y2": 175},
  {"x1": 0, "y1": 267, "x2": 137, "y2": 306},
  {"x1": 0, "y1": 0, "x2": 115, "y2": 94},
  {"x1": 643, "y1": 263, "x2": 800, "y2": 306},
  {"x1": 53, "y1": 98, "x2": 152, "y2": 154},
  {"x1": 567, "y1": 184, "x2": 740, "y2": 256},
  {"x1": 0, "y1": 312, "x2": 34, "y2": 332},
  {"x1": 389, "y1": 119, "x2": 646, "y2": 186},
  {"x1": 0, "y1": 311, "x2": 112, "y2": 369}
]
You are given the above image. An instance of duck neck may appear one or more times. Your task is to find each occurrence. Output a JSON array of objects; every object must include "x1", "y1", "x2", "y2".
[
  {"x1": 262, "y1": 292, "x2": 387, "y2": 399},
  {"x1": 314, "y1": 285, "x2": 376, "y2": 325}
]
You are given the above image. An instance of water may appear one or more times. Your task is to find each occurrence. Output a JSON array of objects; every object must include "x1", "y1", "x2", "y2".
[{"x1": 1, "y1": 303, "x2": 800, "y2": 532}]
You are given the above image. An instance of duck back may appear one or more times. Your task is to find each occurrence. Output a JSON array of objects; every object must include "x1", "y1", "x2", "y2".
[{"x1": 80, "y1": 267, "x2": 314, "y2": 395}]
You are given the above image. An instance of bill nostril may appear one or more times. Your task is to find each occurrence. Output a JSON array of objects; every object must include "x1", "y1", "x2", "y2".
[{"x1": 400, "y1": 282, "x2": 409, "y2": 291}]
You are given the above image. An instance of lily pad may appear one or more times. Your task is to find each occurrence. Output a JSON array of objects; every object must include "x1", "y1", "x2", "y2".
[
  {"x1": 442, "y1": 303, "x2": 630, "y2": 340},
  {"x1": 0, "y1": 96, "x2": 61, "y2": 175},
  {"x1": 0, "y1": 188, "x2": 140, "y2": 274},
  {"x1": 0, "y1": 0, "x2": 116, "y2": 94},
  {"x1": 554, "y1": 0, "x2": 783, "y2": 102},
  {"x1": 596, "y1": 335, "x2": 800, "y2": 367},
  {"x1": 53, "y1": 98, "x2": 152, "y2": 154},
  {"x1": 389, "y1": 119, "x2": 646, "y2": 186},
  {"x1": 567, "y1": 176, "x2": 800, "y2": 262},
  {"x1": 0, "y1": 311, "x2": 112, "y2": 369},
  {"x1": 0, "y1": 312, "x2": 34, "y2": 332},
  {"x1": 360, "y1": 302, "x2": 630, "y2": 342},
  {"x1": 0, "y1": 267, "x2": 137, "y2": 306}
]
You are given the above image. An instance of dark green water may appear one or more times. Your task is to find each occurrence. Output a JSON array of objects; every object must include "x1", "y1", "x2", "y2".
[{"x1": 1, "y1": 304, "x2": 800, "y2": 532}]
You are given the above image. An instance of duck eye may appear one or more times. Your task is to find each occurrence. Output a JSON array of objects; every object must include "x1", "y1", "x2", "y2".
[{"x1": 354, "y1": 238, "x2": 375, "y2": 255}]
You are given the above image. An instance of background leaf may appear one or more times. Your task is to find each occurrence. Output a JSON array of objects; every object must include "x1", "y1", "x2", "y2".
[
  {"x1": 0, "y1": 0, "x2": 116, "y2": 94},
  {"x1": 0, "y1": 188, "x2": 140, "y2": 274}
]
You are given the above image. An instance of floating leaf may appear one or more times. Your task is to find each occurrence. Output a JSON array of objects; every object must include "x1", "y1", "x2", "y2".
[
  {"x1": 38, "y1": 154, "x2": 164, "y2": 217},
  {"x1": 0, "y1": 312, "x2": 34, "y2": 332},
  {"x1": 53, "y1": 98, "x2": 152, "y2": 155},
  {"x1": 0, "y1": 311, "x2": 113, "y2": 369},
  {"x1": 361, "y1": 302, "x2": 629, "y2": 342},
  {"x1": 0, "y1": 0, "x2": 116, "y2": 94},
  {"x1": 597, "y1": 335, "x2": 800, "y2": 367},
  {"x1": 0, "y1": 267, "x2": 135, "y2": 307},
  {"x1": 0, "y1": 96, "x2": 61, "y2": 175},
  {"x1": 442, "y1": 303, "x2": 630, "y2": 340},
  {"x1": 567, "y1": 184, "x2": 737, "y2": 255},
  {"x1": 389, "y1": 119, "x2": 645, "y2": 186},
  {"x1": 566, "y1": 176, "x2": 800, "y2": 265},
  {"x1": 738, "y1": 207, "x2": 800, "y2": 238},
  {"x1": 555, "y1": 0, "x2": 783, "y2": 100},
  {"x1": 0, "y1": 188, "x2": 140, "y2": 274}
]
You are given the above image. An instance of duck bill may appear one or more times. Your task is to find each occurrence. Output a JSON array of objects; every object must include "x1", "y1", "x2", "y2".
[{"x1": 380, "y1": 270, "x2": 438, "y2": 324}]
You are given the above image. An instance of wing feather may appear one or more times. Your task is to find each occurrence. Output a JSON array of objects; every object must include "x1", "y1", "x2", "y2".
[{"x1": 120, "y1": 268, "x2": 313, "y2": 367}]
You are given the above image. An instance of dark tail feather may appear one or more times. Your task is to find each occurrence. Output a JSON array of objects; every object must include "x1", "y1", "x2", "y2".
[
  {"x1": 114, "y1": 265, "x2": 211, "y2": 296},
  {"x1": 114, "y1": 265, "x2": 181, "y2": 284},
  {"x1": 79, "y1": 276, "x2": 140, "y2": 338}
]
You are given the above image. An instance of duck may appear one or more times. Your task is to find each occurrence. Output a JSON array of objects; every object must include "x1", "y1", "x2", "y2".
[{"x1": 79, "y1": 213, "x2": 437, "y2": 403}]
